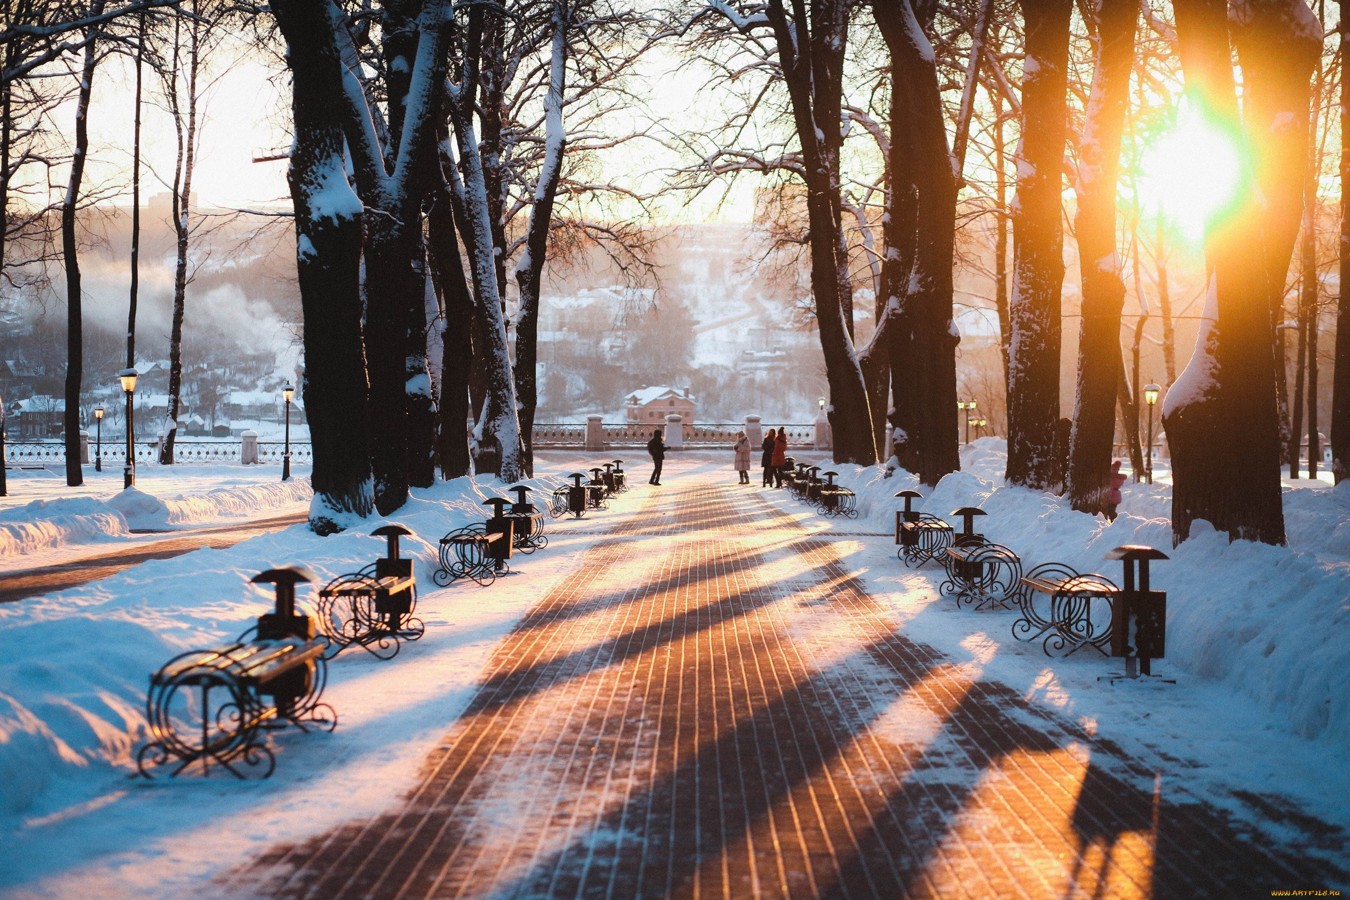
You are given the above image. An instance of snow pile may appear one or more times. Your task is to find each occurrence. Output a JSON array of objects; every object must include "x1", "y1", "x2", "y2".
[
  {"x1": 832, "y1": 439, "x2": 1350, "y2": 747},
  {"x1": 0, "y1": 498, "x2": 131, "y2": 558}
]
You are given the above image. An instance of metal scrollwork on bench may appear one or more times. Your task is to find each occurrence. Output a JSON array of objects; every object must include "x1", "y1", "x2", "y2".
[
  {"x1": 435, "y1": 524, "x2": 507, "y2": 586},
  {"x1": 137, "y1": 568, "x2": 336, "y2": 779},
  {"x1": 941, "y1": 542, "x2": 1023, "y2": 611},
  {"x1": 1013, "y1": 563, "x2": 1119, "y2": 658},
  {"x1": 315, "y1": 525, "x2": 422, "y2": 661}
]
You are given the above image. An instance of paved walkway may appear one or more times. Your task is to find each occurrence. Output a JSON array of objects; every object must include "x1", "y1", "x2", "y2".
[{"x1": 224, "y1": 481, "x2": 1345, "y2": 898}]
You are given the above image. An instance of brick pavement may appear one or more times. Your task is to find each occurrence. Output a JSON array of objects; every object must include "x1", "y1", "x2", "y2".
[{"x1": 223, "y1": 480, "x2": 1347, "y2": 899}]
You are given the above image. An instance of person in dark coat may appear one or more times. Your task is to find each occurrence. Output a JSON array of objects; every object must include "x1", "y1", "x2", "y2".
[
  {"x1": 772, "y1": 428, "x2": 788, "y2": 487},
  {"x1": 647, "y1": 429, "x2": 665, "y2": 485},
  {"x1": 761, "y1": 428, "x2": 777, "y2": 487}
]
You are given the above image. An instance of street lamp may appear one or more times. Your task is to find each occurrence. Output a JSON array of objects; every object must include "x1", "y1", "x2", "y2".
[
  {"x1": 1142, "y1": 382, "x2": 1161, "y2": 485},
  {"x1": 94, "y1": 406, "x2": 104, "y2": 472},
  {"x1": 957, "y1": 399, "x2": 977, "y2": 445},
  {"x1": 119, "y1": 367, "x2": 138, "y2": 489},
  {"x1": 282, "y1": 382, "x2": 294, "y2": 482}
]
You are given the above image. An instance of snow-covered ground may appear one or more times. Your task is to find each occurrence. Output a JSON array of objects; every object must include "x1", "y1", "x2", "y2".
[{"x1": 0, "y1": 444, "x2": 1346, "y2": 897}]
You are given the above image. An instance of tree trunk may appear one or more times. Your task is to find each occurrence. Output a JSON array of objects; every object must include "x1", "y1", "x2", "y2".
[
  {"x1": 512, "y1": 1, "x2": 567, "y2": 480},
  {"x1": 764, "y1": 0, "x2": 875, "y2": 464},
  {"x1": 874, "y1": 0, "x2": 959, "y2": 485},
  {"x1": 271, "y1": 0, "x2": 373, "y2": 534},
  {"x1": 162, "y1": 8, "x2": 200, "y2": 466},
  {"x1": 428, "y1": 189, "x2": 473, "y2": 479},
  {"x1": 1066, "y1": 0, "x2": 1135, "y2": 514},
  {"x1": 1165, "y1": 0, "x2": 1316, "y2": 545},
  {"x1": 448, "y1": 26, "x2": 524, "y2": 483},
  {"x1": 1006, "y1": 0, "x2": 1071, "y2": 489},
  {"x1": 1333, "y1": 0, "x2": 1350, "y2": 483},
  {"x1": 127, "y1": 9, "x2": 144, "y2": 369},
  {"x1": 62, "y1": 5, "x2": 103, "y2": 488}
]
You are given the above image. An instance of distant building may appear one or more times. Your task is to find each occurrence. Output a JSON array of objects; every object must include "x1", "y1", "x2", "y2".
[
  {"x1": 625, "y1": 386, "x2": 695, "y2": 426},
  {"x1": 9, "y1": 395, "x2": 64, "y2": 438}
]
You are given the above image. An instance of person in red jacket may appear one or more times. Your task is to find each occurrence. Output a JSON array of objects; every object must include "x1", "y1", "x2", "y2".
[
  {"x1": 771, "y1": 428, "x2": 788, "y2": 487},
  {"x1": 1106, "y1": 459, "x2": 1127, "y2": 521}
]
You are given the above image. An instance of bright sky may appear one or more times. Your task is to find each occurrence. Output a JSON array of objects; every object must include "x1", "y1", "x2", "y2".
[{"x1": 84, "y1": 33, "x2": 292, "y2": 210}]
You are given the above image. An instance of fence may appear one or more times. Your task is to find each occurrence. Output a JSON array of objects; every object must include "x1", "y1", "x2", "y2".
[
  {"x1": 4, "y1": 423, "x2": 818, "y2": 466},
  {"x1": 4, "y1": 440, "x2": 314, "y2": 467},
  {"x1": 531, "y1": 423, "x2": 816, "y2": 448}
]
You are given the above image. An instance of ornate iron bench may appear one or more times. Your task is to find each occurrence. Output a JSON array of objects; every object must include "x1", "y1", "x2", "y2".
[
  {"x1": 894, "y1": 490, "x2": 954, "y2": 567},
  {"x1": 815, "y1": 471, "x2": 858, "y2": 518},
  {"x1": 941, "y1": 541, "x2": 1023, "y2": 610},
  {"x1": 434, "y1": 527, "x2": 506, "y2": 585},
  {"x1": 137, "y1": 568, "x2": 336, "y2": 779},
  {"x1": 316, "y1": 524, "x2": 422, "y2": 660},
  {"x1": 1012, "y1": 564, "x2": 1119, "y2": 657},
  {"x1": 505, "y1": 485, "x2": 548, "y2": 553}
]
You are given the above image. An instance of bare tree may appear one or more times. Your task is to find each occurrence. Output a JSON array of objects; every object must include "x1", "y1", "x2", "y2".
[{"x1": 690, "y1": 0, "x2": 877, "y2": 464}]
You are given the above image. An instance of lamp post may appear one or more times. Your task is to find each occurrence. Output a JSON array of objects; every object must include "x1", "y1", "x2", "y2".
[
  {"x1": 957, "y1": 399, "x2": 977, "y2": 445},
  {"x1": 1143, "y1": 382, "x2": 1160, "y2": 485},
  {"x1": 119, "y1": 368, "x2": 138, "y2": 488},
  {"x1": 282, "y1": 382, "x2": 294, "y2": 482},
  {"x1": 818, "y1": 396, "x2": 825, "y2": 414},
  {"x1": 94, "y1": 406, "x2": 104, "y2": 472}
]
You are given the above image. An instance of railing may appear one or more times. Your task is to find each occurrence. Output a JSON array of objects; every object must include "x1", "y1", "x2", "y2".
[
  {"x1": 5, "y1": 424, "x2": 818, "y2": 464},
  {"x1": 532, "y1": 423, "x2": 816, "y2": 448},
  {"x1": 4, "y1": 440, "x2": 314, "y2": 466}
]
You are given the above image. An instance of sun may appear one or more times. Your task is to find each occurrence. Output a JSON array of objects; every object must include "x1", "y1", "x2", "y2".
[{"x1": 1134, "y1": 99, "x2": 1246, "y2": 245}]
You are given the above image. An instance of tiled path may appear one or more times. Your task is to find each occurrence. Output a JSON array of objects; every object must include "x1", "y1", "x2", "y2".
[{"x1": 225, "y1": 482, "x2": 1346, "y2": 898}]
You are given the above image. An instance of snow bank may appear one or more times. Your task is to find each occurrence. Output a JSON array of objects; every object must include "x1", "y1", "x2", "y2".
[{"x1": 832, "y1": 439, "x2": 1350, "y2": 747}]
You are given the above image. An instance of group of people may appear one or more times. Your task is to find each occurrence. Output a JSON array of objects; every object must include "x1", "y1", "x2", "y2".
[
  {"x1": 646, "y1": 426, "x2": 791, "y2": 488},
  {"x1": 731, "y1": 428, "x2": 787, "y2": 487}
]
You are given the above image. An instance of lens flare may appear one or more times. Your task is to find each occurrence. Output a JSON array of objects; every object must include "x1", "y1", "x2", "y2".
[{"x1": 1136, "y1": 100, "x2": 1245, "y2": 244}]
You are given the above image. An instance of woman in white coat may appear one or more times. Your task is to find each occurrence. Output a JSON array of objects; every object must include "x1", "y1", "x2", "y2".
[{"x1": 733, "y1": 431, "x2": 752, "y2": 484}]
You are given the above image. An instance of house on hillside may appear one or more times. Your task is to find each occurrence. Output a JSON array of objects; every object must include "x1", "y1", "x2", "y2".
[
  {"x1": 9, "y1": 395, "x2": 64, "y2": 437},
  {"x1": 625, "y1": 386, "x2": 695, "y2": 427}
]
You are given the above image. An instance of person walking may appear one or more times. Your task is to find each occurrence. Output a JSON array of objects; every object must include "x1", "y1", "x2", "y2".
[
  {"x1": 733, "y1": 431, "x2": 752, "y2": 484},
  {"x1": 1105, "y1": 459, "x2": 1126, "y2": 521},
  {"x1": 772, "y1": 427, "x2": 788, "y2": 487},
  {"x1": 647, "y1": 429, "x2": 665, "y2": 485},
  {"x1": 760, "y1": 428, "x2": 777, "y2": 487}
]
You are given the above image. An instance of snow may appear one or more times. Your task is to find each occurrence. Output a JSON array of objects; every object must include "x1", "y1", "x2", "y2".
[{"x1": 0, "y1": 446, "x2": 1347, "y2": 895}]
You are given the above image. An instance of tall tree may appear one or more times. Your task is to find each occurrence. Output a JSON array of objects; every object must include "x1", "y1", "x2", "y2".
[
  {"x1": 697, "y1": 0, "x2": 877, "y2": 464},
  {"x1": 1334, "y1": 0, "x2": 1350, "y2": 483},
  {"x1": 1066, "y1": 0, "x2": 1137, "y2": 513},
  {"x1": 270, "y1": 0, "x2": 374, "y2": 533},
  {"x1": 158, "y1": 0, "x2": 216, "y2": 465},
  {"x1": 1163, "y1": 0, "x2": 1318, "y2": 544},
  {"x1": 60, "y1": 0, "x2": 107, "y2": 488},
  {"x1": 871, "y1": 0, "x2": 960, "y2": 485},
  {"x1": 1005, "y1": 0, "x2": 1071, "y2": 489}
]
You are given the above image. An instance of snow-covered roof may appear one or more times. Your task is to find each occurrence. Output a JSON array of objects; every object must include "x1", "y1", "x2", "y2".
[{"x1": 625, "y1": 386, "x2": 695, "y2": 406}]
